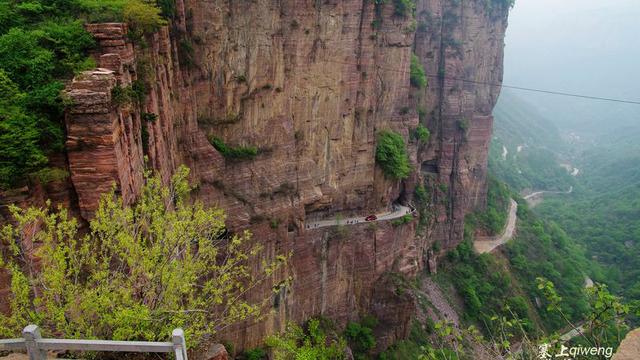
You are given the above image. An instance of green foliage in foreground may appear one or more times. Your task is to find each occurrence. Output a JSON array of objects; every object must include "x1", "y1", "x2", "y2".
[
  {"x1": 376, "y1": 130, "x2": 411, "y2": 179},
  {"x1": 410, "y1": 53, "x2": 427, "y2": 89},
  {"x1": 504, "y1": 200, "x2": 590, "y2": 332},
  {"x1": 344, "y1": 316, "x2": 378, "y2": 359},
  {"x1": 438, "y1": 189, "x2": 590, "y2": 337},
  {"x1": 538, "y1": 278, "x2": 631, "y2": 350},
  {"x1": 209, "y1": 136, "x2": 259, "y2": 160},
  {"x1": 266, "y1": 318, "x2": 347, "y2": 360},
  {"x1": 0, "y1": 166, "x2": 286, "y2": 348}
]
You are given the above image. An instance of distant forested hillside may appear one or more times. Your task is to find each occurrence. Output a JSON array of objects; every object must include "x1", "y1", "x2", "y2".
[
  {"x1": 491, "y1": 89, "x2": 640, "y2": 326},
  {"x1": 537, "y1": 126, "x2": 640, "y2": 311},
  {"x1": 489, "y1": 90, "x2": 575, "y2": 192}
]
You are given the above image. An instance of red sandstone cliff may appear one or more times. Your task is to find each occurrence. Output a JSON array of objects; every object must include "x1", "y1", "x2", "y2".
[{"x1": 1, "y1": 0, "x2": 509, "y2": 353}]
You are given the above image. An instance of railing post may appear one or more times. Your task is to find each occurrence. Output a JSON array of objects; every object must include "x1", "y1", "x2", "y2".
[
  {"x1": 172, "y1": 328, "x2": 188, "y2": 360},
  {"x1": 23, "y1": 325, "x2": 46, "y2": 360}
]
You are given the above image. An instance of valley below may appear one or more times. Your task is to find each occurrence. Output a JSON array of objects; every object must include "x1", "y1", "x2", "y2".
[{"x1": 0, "y1": 0, "x2": 638, "y2": 359}]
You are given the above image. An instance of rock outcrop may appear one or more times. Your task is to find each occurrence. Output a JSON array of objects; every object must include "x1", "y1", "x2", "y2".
[
  {"x1": 65, "y1": 23, "x2": 146, "y2": 219},
  {"x1": 1, "y1": 0, "x2": 509, "y2": 353},
  {"x1": 614, "y1": 328, "x2": 640, "y2": 360}
]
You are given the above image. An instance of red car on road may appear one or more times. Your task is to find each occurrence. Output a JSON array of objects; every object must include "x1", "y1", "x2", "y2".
[{"x1": 365, "y1": 215, "x2": 377, "y2": 222}]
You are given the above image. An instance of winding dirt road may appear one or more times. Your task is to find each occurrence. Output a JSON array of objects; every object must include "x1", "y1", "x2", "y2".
[
  {"x1": 474, "y1": 198, "x2": 518, "y2": 254},
  {"x1": 523, "y1": 186, "x2": 573, "y2": 207}
]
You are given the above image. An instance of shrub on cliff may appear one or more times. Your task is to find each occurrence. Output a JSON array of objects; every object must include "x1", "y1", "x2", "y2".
[
  {"x1": 391, "y1": 214, "x2": 413, "y2": 226},
  {"x1": 392, "y1": 0, "x2": 416, "y2": 17},
  {"x1": 266, "y1": 318, "x2": 347, "y2": 360},
  {"x1": 410, "y1": 53, "x2": 427, "y2": 89},
  {"x1": 0, "y1": 166, "x2": 287, "y2": 349},
  {"x1": 413, "y1": 123, "x2": 431, "y2": 144},
  {"x1": 123, "y1": 0, "x2": 167, "y2": 37},
  {"x1": 209, "y1": 136, "x2": 259, "y2": 160},
  {"x1": 376, "y1": 130, "x2": 412, "y2": 179},
  {"x1": 344, "y1": 317, "x2": 377, "y2": 358}
]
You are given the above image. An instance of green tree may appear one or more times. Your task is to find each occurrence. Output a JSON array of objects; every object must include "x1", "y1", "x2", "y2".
[
  {"x1": 413, "y1": 123, "x2": 431, "y2": 144},
  {"x1": 266, "y1": 318, "x2": 347, "y2": 360},
  {"x1": 344, "y1": 319, "x2": 377, "y2": 358},
  {"x1": 122, "y1": 0, "x2": 168, "y2": 36},
  {"x1": 0, "y1": 166, "x2": 287, "y2": 348},
  {"x1": 392, "y1": 0, "x2": 416, "y2": 17},
  {"x1": 0, "y1": 0, "x2": 167, "y2": 188},
  {"x1": 537, "y1": 278, "x2": 630, "y2": 349},
  {"x1": 0, "y1": 28, "x2": 54, "y2": 89},
  {"x1": 376, "y1": 130, "x2": 412, "y2": 179},
  {"x1": 410, "y1": 53, "x2": 427, "y2": 89},
  {"x1": 0, "y1": 70, "x2": 47, "y2": 187}
]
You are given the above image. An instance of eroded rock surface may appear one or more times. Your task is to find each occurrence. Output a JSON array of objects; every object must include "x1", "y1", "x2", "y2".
[{"x1": 1, "y1": 0, "x2": 509, "y2": 352}]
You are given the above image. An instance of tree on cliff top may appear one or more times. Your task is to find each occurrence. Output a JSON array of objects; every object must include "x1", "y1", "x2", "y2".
[
  {"x1": 0, "y1": 0, "x2": 168, "y2": 189},
  {"x1": 0, "y1": 166, "x2": 288, "y2": 349},
  {"x1": 0, "y1": 69, "x2": 48, "y2": 188},
  {"x1": 376, "y1": 130, "x2": 412, "y2": 179}
]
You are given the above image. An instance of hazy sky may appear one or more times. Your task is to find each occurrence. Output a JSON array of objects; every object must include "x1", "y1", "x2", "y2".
[
  {"x1": 505, "y1": 0, "x2": 640, "y2": 97},
  {"x1": 501, "y1": 0, "x2": 640, "y2": 132}
]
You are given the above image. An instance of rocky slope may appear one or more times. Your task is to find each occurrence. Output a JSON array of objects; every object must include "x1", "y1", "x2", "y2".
[{"x1": 0, "y1": 0, "x2": 509, "y2": 352}]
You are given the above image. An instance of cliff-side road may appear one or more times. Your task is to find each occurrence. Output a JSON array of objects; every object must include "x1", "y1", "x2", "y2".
[
  {"x1": 474, "y1": 186, "x2": 574, "y2": 254},
  {"x1": 305, "y1": 204, "x2": 415, "y2": 230},
  {"x1": 474, "y1": 198, "x2": 518, "y2": 254},
  {"x1": 523, "y1": 186, "x2": 573, "y2": 207}
]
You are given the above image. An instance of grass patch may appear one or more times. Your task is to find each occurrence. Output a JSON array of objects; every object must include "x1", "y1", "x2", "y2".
[{"x1": 209, "y1": 136, "x2": 259, "y2": 160}]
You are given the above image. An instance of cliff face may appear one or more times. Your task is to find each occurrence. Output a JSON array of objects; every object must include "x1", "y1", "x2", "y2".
[
  {"x1": 2, "y1": 0, "x2": 508, "y2": 351},
  {"x1": 415, "y1": 0, "x2": 507, "y2": 249}
]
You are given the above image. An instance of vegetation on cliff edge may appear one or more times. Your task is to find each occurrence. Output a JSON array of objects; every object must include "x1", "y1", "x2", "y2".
[
  {"x1": 0, "y1": 0, "x2": 169, "y2": 189},
  {"x1": 266, "y1": 318, "x2": 347, "y2": 360}
]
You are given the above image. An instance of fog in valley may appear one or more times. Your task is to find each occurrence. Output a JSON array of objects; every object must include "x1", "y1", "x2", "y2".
[{"x1": 489, "y1": 0, "x2": 640, "y2": 328}]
